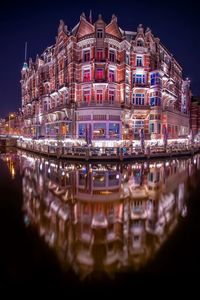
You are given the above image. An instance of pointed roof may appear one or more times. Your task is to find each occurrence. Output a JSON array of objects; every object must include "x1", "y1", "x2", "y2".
[
  {"x1": 74, "y1": 12, "x2": 94, "y2": 38},
  {"x1": 105, "y1": 14, "x2": 122, "y2": 38}
]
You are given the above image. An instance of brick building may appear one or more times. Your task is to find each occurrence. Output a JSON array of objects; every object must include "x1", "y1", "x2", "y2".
[{"x1": 21, "y1": 13, "x2": 191, "y2": 146}]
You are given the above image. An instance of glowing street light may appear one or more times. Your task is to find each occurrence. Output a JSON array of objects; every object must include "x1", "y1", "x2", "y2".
[{"x1": 8, "y1": 113, "x2": 14, "y2": 135}]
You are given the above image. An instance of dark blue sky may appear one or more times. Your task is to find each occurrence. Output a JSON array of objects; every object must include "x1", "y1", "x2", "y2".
[{"x1": 0, "y1": 0, "x2": 199, "y2": 117}]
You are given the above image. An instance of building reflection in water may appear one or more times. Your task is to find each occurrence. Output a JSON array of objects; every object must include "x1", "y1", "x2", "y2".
[{"x1": 13, "y1": 151, "x2": 200, "y2": 279}]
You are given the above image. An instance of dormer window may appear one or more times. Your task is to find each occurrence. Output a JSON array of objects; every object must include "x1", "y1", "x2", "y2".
[
  {"x1": 97, "y1": 29, "x2": 103, "y2": 39},
  {"x1": 137, "y1": 40, "x2": 144, "y2": 47}
]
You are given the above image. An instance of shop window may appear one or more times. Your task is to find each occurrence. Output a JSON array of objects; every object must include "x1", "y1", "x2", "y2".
[
  {"x1": 93, "y1": 123, "x2": 106, "y2": 139},
  {"x1": 109, "y1": 123, "x2": 119, "y2": 138},
  {"x1": 79, "y1": 123, "x2": 87, "y2": 137}
]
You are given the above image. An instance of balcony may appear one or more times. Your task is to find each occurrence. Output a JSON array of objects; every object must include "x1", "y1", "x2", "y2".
[
  {"x1": 162, "y1": 88, "x2": 177, "y2": 100},
  {"x1": 77, "y1": 101, "x2": 120, "y2": 108},
  {"x1": 133, "y1": 82, "x2": 149, "y2": 88},
  {"x1": 95, "y1": 58, "x2": 106, "y2": 63},
  {"x1": 94, "y1": 78, "x2": 107, "y2": 84}
]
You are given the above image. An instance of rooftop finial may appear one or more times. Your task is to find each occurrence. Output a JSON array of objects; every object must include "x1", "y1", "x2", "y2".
[
  {"x1": 80, "y1": 12, "x2": 86, "y2": 20},
  {"x1": 25, "y1": 41, "x2": 27, "y2": 62},
  {"x1": 111, "y1": 14, "x2": 117, "y2": 22}
]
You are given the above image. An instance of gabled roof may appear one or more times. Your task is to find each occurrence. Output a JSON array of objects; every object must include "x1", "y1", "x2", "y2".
[
  {"x1": 74, "y1": 13, "x2": 94, "y2": 38},
  {"x1": 105, "y1": 15, "x2": 122, "y2": 39}
]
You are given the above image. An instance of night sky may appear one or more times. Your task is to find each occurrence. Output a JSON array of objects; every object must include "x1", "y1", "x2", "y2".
[{"x1": 0, "y1": 0, "x2": 199, "y2": 118}]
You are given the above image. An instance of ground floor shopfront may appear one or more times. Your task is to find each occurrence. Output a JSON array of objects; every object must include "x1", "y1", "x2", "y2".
[{"x1": 22, "y1": 106, "x2": 190, "y2": 147}]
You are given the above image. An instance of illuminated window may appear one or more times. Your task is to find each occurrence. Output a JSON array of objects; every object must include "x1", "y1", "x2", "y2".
[
  {"x1": 125, "y1": 70, "x2": 129, "y2": 84},
  {"x1": 136, "y1": 55, "x2": 143, "y2": 67},
  {"x1": 83, "y1": 50, "x2": 90, "y2": 62},
  {"x1": 96, "y1": 90, "x2": 103, "y2": 103},
  {"x1": 83, "y1": 69, "x2": 90, "y2": 82},
  {"x1": 109, "y1": 123, "x2": 119, "y2": 138},
  {"x1": 79, "y1": 123, "x2": 87, "y2": 137},
  {"x1": 126, "y1": 53, "x2": 130, "y2": 65},
  {"x1": 83, "y1": 89, "x2": 90, "y2": 102},
  {"x1": 93, "y1": 123, "x2": 106, "y2": 138},
  {"x1": 109, "y1": 49, "x2": 115, "y2": 62},
  {"x1": 125, "y1": 87, "x2": 129, "y2": 103},
  {"x1": 108, "y1": 89, "x2": 115, "y2": 104},
  {"x1": 109, "y1": 69, "x2": 115, "y2": 82},
  {"x1": 150, "y1": 91, "x2": 161, "y2": 106},
  {"x1": 150, "y1": 72, "x2": 161, "y2": 86},
  {"x1": 133, "y1": 74, "x2": 145, "y2": 84},
  {"x1": 96, "y1": 68, "x2": 104, "y2": 80},
  {"x1": 97, "y1": 49, "x2": 103, "y2": 61},
  {"x1": 97, "y1": 29, "x2": 103, "y2": 38},
  {"x1": 133, "y1": 120, "x2": 144, "y2": 133},
  {"x1": 133, "y1": 93, "x2": 144, "y2": 105}
]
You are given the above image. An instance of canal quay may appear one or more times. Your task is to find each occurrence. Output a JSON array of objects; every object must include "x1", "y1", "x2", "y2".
[{"x1": 1, "y1": 147, "x2": 200, "y2": 292}]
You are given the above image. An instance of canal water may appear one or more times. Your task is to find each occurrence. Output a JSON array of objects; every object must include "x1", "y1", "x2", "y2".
[{"x1": 0, "y1": 148, "x2": 200, "y2": 293}]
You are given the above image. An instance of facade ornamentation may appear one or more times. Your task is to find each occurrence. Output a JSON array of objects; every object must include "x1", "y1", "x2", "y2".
[{"x1": 21, "y1": 14, "x2": 191, "y2": 147}]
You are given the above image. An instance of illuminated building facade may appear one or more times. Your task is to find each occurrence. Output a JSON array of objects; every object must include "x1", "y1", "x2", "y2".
[
  {"x1": 21, "y1": 13, "x2": 191, "y2": 146},
  {"x1": 190, "y1": 96, "x2": 200, "y2": 137}
]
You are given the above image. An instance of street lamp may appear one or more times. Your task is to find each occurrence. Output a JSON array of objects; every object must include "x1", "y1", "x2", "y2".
[{"x1": 8, "y1": 114, "x2": 14, "y2": 136}]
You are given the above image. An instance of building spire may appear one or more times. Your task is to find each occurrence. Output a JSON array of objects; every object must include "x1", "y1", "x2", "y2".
[
  {"x1": 89, "y1": 9, "x2": 92, "y2": 23},
  {"x1": 22, "y1": 41, "x2": 28, "y2": 71},
  {"x1": 25, "y1": 41, "x2": 27, "y2": 62}
]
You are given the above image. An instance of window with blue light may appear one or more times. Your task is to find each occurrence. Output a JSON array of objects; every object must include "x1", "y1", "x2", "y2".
[
  {"x1": 109, "y1": 123, "x2": 120, "y2": 137},
  {"x1": 79, "y1": 123, "x2": 87, "y2": 137},
  {"x1": 133, "y1": 74, "x2": 145, "y2": 84},
  {"x1": 150, "y1": 97, "x2": 161, "y2": 106},
  {"x1": 150, "y1": 73, "x2": 161, "y2": 86},
  {"x1": 133, "y1": 93, "x2": 144, "y2": 105}
]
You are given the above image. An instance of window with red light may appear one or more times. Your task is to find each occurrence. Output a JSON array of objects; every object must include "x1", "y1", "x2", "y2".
[
  {"x1": 83, "y1": 90, "x2": 90, "y2": 102},
  {"x1": 96, "y1": 68, "x2": 104, "y2": 80},
  {"x1": 83, "y1": 69, "x2": 90, "y2": 82},
  {"x1": 96, "y1": 49, "x2": 103, "y2": 61}
]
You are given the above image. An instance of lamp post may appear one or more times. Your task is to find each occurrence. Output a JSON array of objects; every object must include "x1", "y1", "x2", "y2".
[{"x1": 8, "y1": 114, "x2": 14, "y2": 136}]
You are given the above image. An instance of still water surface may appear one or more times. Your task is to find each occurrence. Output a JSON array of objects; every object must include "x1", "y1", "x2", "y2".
[{"x1": 1, "y1": 149, "x2": 200, "y2": 291}]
